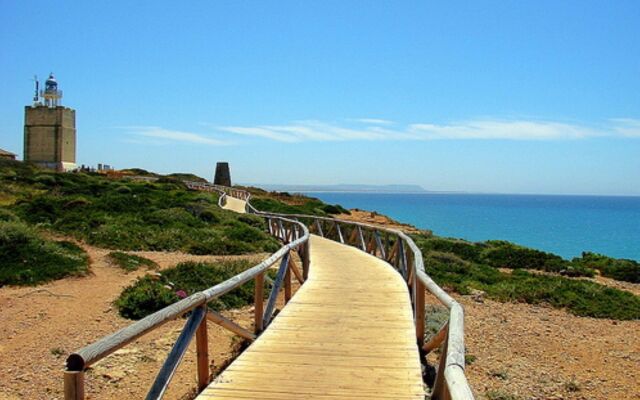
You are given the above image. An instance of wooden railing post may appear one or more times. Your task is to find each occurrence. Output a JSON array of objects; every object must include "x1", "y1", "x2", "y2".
[
  {"x1": 302, "y1": 241, "x2": 310, "y2": 280},
  {"x1": 284, "y1": 259, "x2": 292, "y2": 303},
  {"x1": 414, "y1": 275, "x2": 425, "y2": 343},
  {"x1": 195, "y1": 304, "x2": 209, "y2": 392},
  {"x1": 432, "y1": 330, "x2": 449, "y2": 400},
  {"x1": 64, "y1": 370, "x2": 84, "y2": 400},
  {"x1": 254, "y1": 272, "x2": 264, "y2": 334}
]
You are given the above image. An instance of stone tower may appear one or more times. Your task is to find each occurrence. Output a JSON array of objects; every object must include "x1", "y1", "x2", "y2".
[
  {"x1": 24, "y1": 73, "x2": 77, "y2": 172},
  {"x1": 214, "y1": 162, "x2": 231, "y2": 186}
]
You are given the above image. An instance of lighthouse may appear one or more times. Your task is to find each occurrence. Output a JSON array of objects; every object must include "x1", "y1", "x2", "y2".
[{"x1": 24, "y1": 73, "x2": 77, "y2": 172}]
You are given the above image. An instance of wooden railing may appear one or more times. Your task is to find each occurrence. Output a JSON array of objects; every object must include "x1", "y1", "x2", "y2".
[
  {"x1": 63, "y1": 184, "x2": 310, "y2": 400},
  {"x1": 64, "y1": 182, "x2": 474, "y2": 400},
  {"x1": 231, "y1": 185, "x2": 474, "y2": 400}
]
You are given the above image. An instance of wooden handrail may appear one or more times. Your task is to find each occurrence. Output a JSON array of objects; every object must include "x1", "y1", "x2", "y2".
[
  {"x1": 64, "y1": 181, "x2": 473, "y2": 400},
  {"x1": 64, "y1": 188, "x2": 310, "y2": 399},
  {"x1": 210, "y1": 183, "x2": 475, "y2": 400}
]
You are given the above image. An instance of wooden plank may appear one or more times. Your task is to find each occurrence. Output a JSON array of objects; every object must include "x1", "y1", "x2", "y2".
[
  {"x1": 197, "y1": 236, "x2": 424, "y2": 400},
  {"x1": 263, "y1": 253, "x2": 290, "y2": 326},
  {"x1": 146, "y1": 305, "x2": 206, "y2": 400},
  {"x1": 288, "y1": 254, "x2": 304, "y2": 284},
  {"x1": 196, "y1": 305, "x2": 209, "y2": 391},
  {"x1": 254, "y1": 273, "x2": 264, "y2": 334},
  {"x1": 207, "y1": 310, "x2": 256, "y2": 341}
]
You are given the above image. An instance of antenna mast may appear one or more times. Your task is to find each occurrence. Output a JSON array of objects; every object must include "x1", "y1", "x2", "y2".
[{"x1": 32, "y1": 75, "x2": 40, "y2": 105}]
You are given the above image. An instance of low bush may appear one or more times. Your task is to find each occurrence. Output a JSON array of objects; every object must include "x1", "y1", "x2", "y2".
[
  {"x1": 249, "y1": 195, "x2": 350, "y2": 216},
  {"x1": 8, "y1": 171, "x2": 278, "y2": 255},
  {"x1": 572, "y1": 252, "x2": 640, "y2": 283},
  {"x1": 116, "y1": 260, "x2": 272, "y2": 319},
  {"x1": 416, "y1": 236, "x2": 640, "y2": 320},
  {"x1": 107, "y1": 251, "x2": 158, "y2": 272},
  {"x1": 0, "y1": 221, "x2": 89, "y2": 285}
]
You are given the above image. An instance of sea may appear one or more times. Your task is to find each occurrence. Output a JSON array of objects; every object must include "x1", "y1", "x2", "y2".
[{"x1": 305, "y1": 192, "x2": 640, "y2": 261}]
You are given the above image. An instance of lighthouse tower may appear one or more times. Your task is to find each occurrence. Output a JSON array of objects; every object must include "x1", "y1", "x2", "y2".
[{"x1": 24, "y1": 73, "x2": 77, "y2": 171}]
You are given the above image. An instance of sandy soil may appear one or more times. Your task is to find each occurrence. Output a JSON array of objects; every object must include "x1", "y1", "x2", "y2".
[
  {"x1": 448, "y1": 293, "x2": 640, "y2": 400},
  {"x1": 0, "y1": 244, "x2": 267, "y2": 400},
  {"x1": 336, "y1": 209, "x2": 431, "y2": 234}
]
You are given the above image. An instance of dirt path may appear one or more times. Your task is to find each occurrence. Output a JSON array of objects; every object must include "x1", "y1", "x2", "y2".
[{"x1": 0, "y1": 244, "x2": 264, "y2": 400}]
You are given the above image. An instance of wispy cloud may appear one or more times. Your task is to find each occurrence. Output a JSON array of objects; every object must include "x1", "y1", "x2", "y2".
[
  {"x1": 214, "y1": 118, "x2": 640, "y2": 143},
  {"x1": 350, "y1": 118, "x2": 394, "y2": 125},
  {"x1": 407, "y1": 120, "x2": 601, "y2": 140},
  {"x1": 610, "y1": 118, "x2": 640, "y2": 137},
  {"x1": 125, "y1": 126, "x2": 229, "y2": 146}
]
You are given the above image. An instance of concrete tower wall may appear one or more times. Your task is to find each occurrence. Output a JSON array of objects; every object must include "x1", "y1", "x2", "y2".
[{"x1": 24, "y1": 106, "x2": 76, "y2": 171}]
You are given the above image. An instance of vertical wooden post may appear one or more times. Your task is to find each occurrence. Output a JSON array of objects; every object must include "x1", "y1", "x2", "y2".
[
  {"x1": 64, "y1": 370, "x2": 84, "y2": 400},
  {"x1": 432, "y1": 332, "x2": 449, "y2": 400},
  {"x1": 315, "y1": 219, "x2": 324, "y2": 237},
  {"x1": 254, "y1": 272, "x2": 264, "y2": 334},
  {"x1": 195, "y1": 304, "x2": 209, "y2": 392},
  {"x1": 302, "y1": 241, "x2": 310, "y2": 280},
  {"x1": 414, "y1": 277, "x2": 425, "y2": 344},
  {"x1": 284, "y1": 260, "x2": 292, "y2": 303}
]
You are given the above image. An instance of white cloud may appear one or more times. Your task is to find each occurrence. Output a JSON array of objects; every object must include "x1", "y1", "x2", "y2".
[
  {"x1": 126, "y1": 126, "x2": 229, "y2": 145},
  {"x1": 215, "y1": 118, "x2": 640, "y2": 143},
  {"x1": 408, "y1": 120, "x2": 601, "y2": 140},
  {"x1": 610, "y1": 118, "x2": 640, "y2": 137},
  {"x1": 350, "y1": 118, "x2": 394, "y2": 125}
]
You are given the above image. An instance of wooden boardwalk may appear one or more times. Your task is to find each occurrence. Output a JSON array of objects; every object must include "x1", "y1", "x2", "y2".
[
  {"x1": 223, "y1": 196, "x2": 247, "y2": 214},
  {"x1": 197, "y1": 198, "x2": 425, "y2": 399}
]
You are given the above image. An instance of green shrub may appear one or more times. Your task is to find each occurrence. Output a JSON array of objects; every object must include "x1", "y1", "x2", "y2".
[
  {"x1": 250, "y1": 195, "x2": 350, "y2": 216},
  {"x1": 116, "y1": 276, "x2": 179, "y2": 319},
  {"x1": 572, "y1": 252, "x2": 640, "y2": 283},
  {"x1": 0, "y1": 221, "x2": 89, "y2": 285},
  {"x1": 0, "y1": 208, "x2": 19, "y2": 222},
  {"x1": 482, "y1": 240, "x2": 594, "y2": 277},
  {"x1": 116, "y1": 260, "x2": 268, "y2": 319},
  {"x1": 9, "y1": 172, "x2": 278, "y2": 255},
  {"x1": 416, "y1": 236, "x2": 640, "y2": 320},
  {"x1": 107, "y1": 251, "x2": 158, "y2": 272}
]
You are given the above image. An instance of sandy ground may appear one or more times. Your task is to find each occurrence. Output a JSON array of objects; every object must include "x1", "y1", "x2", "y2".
[
  {"x1": 0, "y1": 244, "x2": 269, "y2": 400},
  {"x1": 449, "y1": 293, "x2": 640, "y2": 400}
]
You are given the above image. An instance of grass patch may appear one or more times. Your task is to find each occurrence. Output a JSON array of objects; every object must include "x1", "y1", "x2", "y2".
[
  {"x1": 1, "y1": 162, "x2": 279, "y2": 255},
  {"x1": 0, "y1": 220, "x2": 89, "y2": 286},
  {"x1": 243, "y1": 187, "x2": 350, "y2": 216},
  {"x1": 107, "y1": 251, "x2": 158, "y2": 272},
  {"x1": 572, "y1": 252, "x2": 640, "y2": 283},
  {"x1": 116, "y1": 260, "x2": 272, "y2": 320},
  {"x1": 413, "y1": 235, "x2": 640, "y2": 320}
]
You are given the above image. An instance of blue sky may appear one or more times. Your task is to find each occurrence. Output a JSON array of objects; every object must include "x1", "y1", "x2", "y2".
[{"x1": 1, "y1": 1, "x2": 639, "y2": 195}]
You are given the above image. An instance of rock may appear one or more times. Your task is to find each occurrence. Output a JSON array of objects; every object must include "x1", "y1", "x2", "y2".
[{"x1": 470, "y1": 289, "x2": 485, "y2": 303}]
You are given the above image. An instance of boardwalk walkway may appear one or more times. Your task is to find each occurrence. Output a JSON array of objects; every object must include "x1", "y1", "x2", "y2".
[{"x1": 197, "y1": 200, "x2": 424, "y2": 399}]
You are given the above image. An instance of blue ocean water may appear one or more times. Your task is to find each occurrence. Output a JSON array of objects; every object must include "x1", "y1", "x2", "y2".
[{"x1": 307, "y1": 192, "x2": 640, "y2": 261}]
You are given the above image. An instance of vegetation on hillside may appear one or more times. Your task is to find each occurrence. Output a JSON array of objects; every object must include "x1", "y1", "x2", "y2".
[
  {"x1": 107, "y1": 251, "x2": 158, "y2": 272},
  {"x1": 240, "y1": 186, "x2": 350, "y2": 216},
  {"x1": 0, "y1": 159, "x2": 278, "y2": 255},
  {"x1": 116, "y1": 260, "x2": 269, "y2": 319},
  {"x1": 413, "y1": 235, "x2": 640, "y2": 320},
  {"x1": 0, "y1": 218, "x2": 89, "y2": 286}
]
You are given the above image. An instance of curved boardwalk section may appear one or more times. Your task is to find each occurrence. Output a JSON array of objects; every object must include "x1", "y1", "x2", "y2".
[
  {"x1": 197, "y1": 234, "x2": 424, "y2": 399},
  {"x1": 223, "y1": 196, "x2": 247, "y2": 213}
]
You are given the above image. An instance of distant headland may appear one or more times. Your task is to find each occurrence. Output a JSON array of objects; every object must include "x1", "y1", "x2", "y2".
[{"x1": 246, "y1": 183, "x2": 428, "y2": 193}]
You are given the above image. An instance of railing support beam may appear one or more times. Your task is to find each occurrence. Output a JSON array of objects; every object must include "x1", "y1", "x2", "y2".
[
  {"x1": 64, "y1": 371, "x2": 84, "y2": 400},
  {"x1": 195, "y1": 305, "x2": 209, "y2": 392}
]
